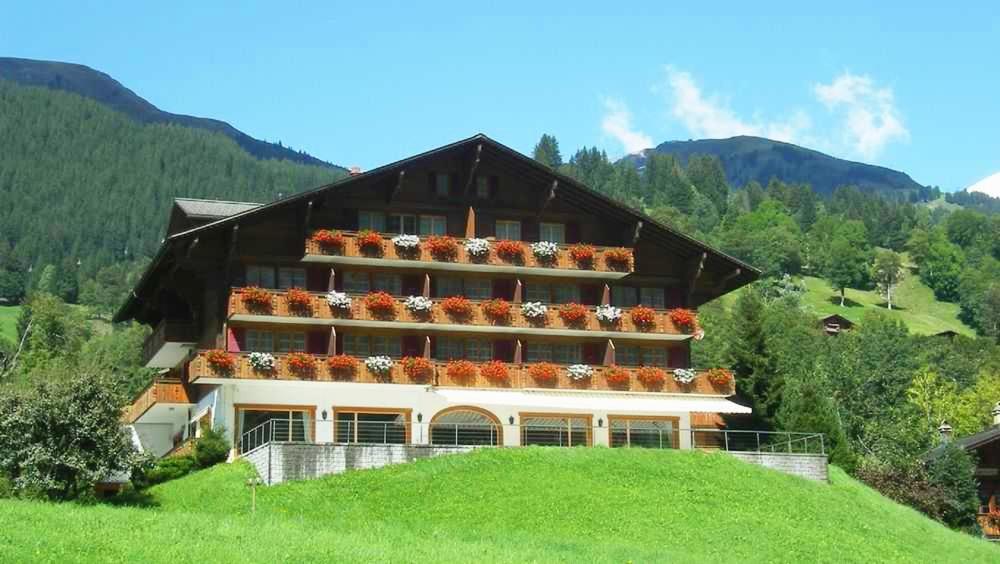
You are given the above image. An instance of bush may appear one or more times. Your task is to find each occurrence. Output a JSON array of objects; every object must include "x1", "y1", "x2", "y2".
[
  {"x1": 145, "y1": 455, "x2": 196, "y2": 485},
  {"x1": 193, "y1": 425, "x2": 230, "y2": 469},
  {"x1": 925, "y1": 443, "x2": 980, "y2": 531}
]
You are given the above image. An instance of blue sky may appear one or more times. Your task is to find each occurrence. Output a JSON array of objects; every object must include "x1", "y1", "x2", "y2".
[{"x1": 4, "y1": 2, "x2": 999, "y2": 189}]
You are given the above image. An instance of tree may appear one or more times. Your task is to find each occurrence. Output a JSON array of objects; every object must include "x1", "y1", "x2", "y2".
[
  {"x1": 871, "y1": 249, "x2": 905, "y2": 310},
  {"x1": 923, "y1": 232, "x2": 965, "y2": 301},
  {"x1": 0, "y1": 372, "x2": 142, "y2": 500},
  {"x1": 718, "y1": 200, "x2": 803, "y2": 277},
  {"x1": 925, "y1": 443, "x2": 981, "y2": 530},
  {"x1": 827, "y1": 235, "x2": 868, "y2": 306},
  {"x1": 532, "y1": 134, "x2": 562, "y2": 168}
]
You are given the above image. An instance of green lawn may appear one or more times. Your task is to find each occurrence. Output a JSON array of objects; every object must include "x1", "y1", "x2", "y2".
[
  {"x1": 0, "y1": 448, "x2": 995, "y2": 562},
  {"x1": 0, "y1": 305, "x2": 19, "y2": 343}
]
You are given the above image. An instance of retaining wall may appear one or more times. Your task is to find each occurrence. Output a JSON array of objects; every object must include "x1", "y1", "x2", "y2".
[{"x1": 729, "y1": 451, "x2": 829, "y2": 481}]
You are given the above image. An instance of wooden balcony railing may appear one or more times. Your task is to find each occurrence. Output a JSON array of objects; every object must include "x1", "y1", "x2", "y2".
[
  {"x1": 228, "y1": 289, "x2": 690, "y2": 336},
  {"x1": 187, "y1": 351, "x2": 735, "y2": 396},
  {"x1": 124, "y1": 378, "x2": 192, "y2": 423},
  {"x1": 142, "y1": 319, "x2": 198, "y2": 366},
  {"x1": 978, "y1": 513, "x2": 1000, "y2": 538},
  {"x1": 304, "y1": 230, "x2": 634, "y2": 274}
]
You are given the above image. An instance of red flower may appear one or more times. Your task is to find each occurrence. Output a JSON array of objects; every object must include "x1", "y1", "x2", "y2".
[
  {"x1": 286, "y1": 288, "x2": 312, "y2": 310},
  {"x1": 636, "y1": 366, "x2": 667, "y2": 387},
  {"x1": 630, "y1": 305, "x2": 657, "y2": 328},
  {"x1": 312, "y1": 229, "x2": 346, "y2": 250},
  {"x1": 327, "y1": 354, "x2": 358, "y2": 379},
  {"x1": 402, "y1": 356, "x2": 434, "y2": 382},
  {"x1": 604, "y1": 248, "x2": 632, "y2": 270},
  {"x1": 356, "y1": 230, "x2": 384, "y2": 253},
  {"x1": 528, "y1": 362, "x2": 559, "y2": 382},
  {"x1": 480, "y1": 361, "x2": 509, "y2": 383},
  {"x1": 447, "y1": 359, "x2": 478, "y2": 382},
  {"x1": 364, "y1": 291, "x2": 397, "y2": 317},
  {"x1": 205, "y1": 349, "x2": 236, "y2": 372},
  {"x1": 441, "y1": 295, "x2": 473, "y2": 319},
  {"x1": 286, "y1": 352, "x2": 317, "y2": 375},
  {"x1": 557, "y1": 303, "x2": 589, "y2": 326},
  {"x1": 604, "y1": 366, "x2": 630, "y2": 386},
  {"x1": 495, "y1": 240, "x2": 525, "y2": 262},
  {"x1": 241, "y1": 287, "x2": 272, "y2": 311},
  {"x1": 568, "y1": 244, "x2": 596, "y2": 265},
  {"x1": 706, "y1": 368, "x2": 733, "y2": 387},
  {"x1": 668, "y1": 308, "x2": 698, "y2": 332},
  {"x1": 425, "y1": 235, "x2": 459, "y2": 261},
  {"x1": 481, "y1": 298, "x2": 512, "y2": 322}
]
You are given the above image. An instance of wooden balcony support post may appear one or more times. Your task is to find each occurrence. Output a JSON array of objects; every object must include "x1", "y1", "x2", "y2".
[
  {"x1": 423, "y1": 274, "x2": 431, "y2": 298},
  {"x1": 603, "y1": 339, "x2": 615, "y2": 366},
  {"x1": 601, "y1": 284, "x2": 611, "y2": 306},
  {"x1": 462, "y1": 143, "x2": 483, "y2": 196},
  {"x1": 303, "y1": 200, "x2": 314, "y2": 241},
  {"x1": 513, "y1": 339, "x2": 523, "y2": 364},
  {"x1": 465, "y1": 207, "x2": 476, "y2": 239},
  {"x1": 327, "y1": 268, "x2": 336, "y2": 292},
  {"x1": 423, "y1": 336, "x2": 432, "y2": 359},
  {"x1": 513, "y1": 279, "x2": 523, "y2": 304},
  {"x1": 386, "y1": 170, "x2": 406, "y2": 203},
  {"x1": 536, "y1": 180, "x2": 558, "y2": 220},
  {"x1": 327, "y1": 327, "x2": 337, "y2": 356},
  {"x1": 631, "y1": 220, "x2": 643, "y2": 245},
  {"x1": 713, "y1": 268, "x2": 742, "y2": 295},
  {"x1": 686, "y1": 252, "x2": 707, "y2": 305}
]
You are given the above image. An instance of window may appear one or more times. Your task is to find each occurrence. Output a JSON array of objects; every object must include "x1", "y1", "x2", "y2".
[
  {"x1": 640, "y1": 287, "x2": 665, "y2": 308},
  {"x1": 611, "y1": 286, "x2": 639, "y2": 308},
  {"x1": 552, "y1": 343, "x2": 581, "y2": 364},
  {"x1": 525, "y1": 342, "x2": 551, "y2": 362},
  {"x1": 435, "y1": 173, "x2": 451, "y2": 196},
  {"x1": 614, "y1": 345, "x2": 665, "y2": 367},
  {"x1": 520, "y1": 414, "x2": 590, "y2": 447},
  {"x1": 526, "y1": 283, "x2": 550, "y2": 303},
  {"x1": 245, "y1": 330, "x2": 274, "y2": 352},
  {"x1": 641, "y1": 347, "x2": 667, "y2": 367},
  {"x1": 609, "y1": 417, "x2": 678, "y2": 449},
  {"x1": 371, "y1": 335, "x2": 402, "y2": 357},
  {"x1": 387, "y1": 213, "x2": 417, "y2": 235},
  {"x1": 246, "y1": 265, "x2": 275, "y2": 288},
  {"x1": 431, "y1": 408, "x2": 500, "y2": 446},
  {"x1": 419, "y1": 215, "x2": 447, "y2": 236},
  {"x1": 373, "y1": 273, "x2": 402, "y2": 295},
  {"x1": 275, "y1": 332, "x2": 306, "y2": 353},
  {"x1": 616, "y1": 346, "x2": 639, "y2": 366},
  {"x1": 465, "y1": 278, "x2": 492, "y2": 300},
  {"x1": 359, "y1": 211, "x2": 386, "y2": 231},
  {"x1": 552, "y1": 284, "x2": 580, "y2": 304},
  {"x1": 343, "y1": 271, "x2": 370, "y2": 294},
  {"x1": 278, "y1": 267, "x2": 306, "y2": 290},
  {"x1": 436, "y1": 337, "x2": 465, "y2": 361},
  {"x1": 466, "y1": 340, "x2": 492, "y2": 362},
  {"x1": 335, "y1": 410, "x2": 409, "y2": 444},
  {"x1": 343, "y1": 335, "x2": 370, "y2": 357},
  {"x1": 475, "y1": 176, "x2": 491, "y2": 199},
  {"x1": 539, "y1": 222, "x2": 565, "y2": 243},
  {"x1": 435, "y1": 276, "x2": 464, "y2": 298},
  {"x1": 495, "y1": 220, "x2": 521, "y2": 240},
  {"x1": 238, "y1": 407, "x2": 312, "y2": 453}
]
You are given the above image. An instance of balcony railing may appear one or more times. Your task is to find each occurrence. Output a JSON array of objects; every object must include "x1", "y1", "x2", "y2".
[
  {"x1": 188, "y1": 351, "x2": 735, "y2": 395},
  {"x1": 228, "y1": 289, "x2": 689, "y2": 336},
  {"x1": 304, "y1": 230, "x2": 634, "y2": 274},
  {"x1": 142, "y1": 319, "x2": 198, "y2": 367},
  {"x1": 124, "y1": 378, "x2": 192, "y2": 423}
]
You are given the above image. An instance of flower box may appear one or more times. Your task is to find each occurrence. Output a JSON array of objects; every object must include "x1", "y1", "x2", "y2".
[
  {"x1": 446, "y1": 359, "x2": 477, "y2": 382},
  {"x1": 327, "y1": 291, "x2": 352, "y2": 310},
  {"x1": 630, "y1": 305, "x2": 657, "y2": 328},
  {"x1": 668, "y1": 308, "x2": 698, "y2": 333},
  {"x1": 248, "y1": 352, "x2": 276, "y2": 372},
  {"x1": 205, "y1": 349, "x2": 236, "y2": 373},
  {"x1": 391, "y1": 234, "x2": 421, "y2": 257},
  {"x1": 356, "y1": 230, "x2": 384, "y2": 255},
  {"x1": 404, "y1": 295, "x2": 434, "y2": 317},
  {"x1": 595, "y1": 304, "x2": 622, "y2": 324},
  {"x1": 241, "y1": 286, "x2": 272, "y2": 311},
  {"x1": 528, "y1": 362, "x2": 559, "y2": 383},
  {"x1": 464, "y1": 238, "x2": 490, "y2": 260},
  {"x1": 365, "y1": 355, "x2": 394, "y2": 378},
  {"x1": 480, "y1": 360, "x2": 509, "y2": 383},
  {"x1": 286, "y1": 288, "x2": 312, "y2": 310},
  {"x1": 312, "y1": 229, "x2": 346, "y2": 251},
  {"x1": 673, "y1": 368, "x2": 697, "y2": 385},
  {"x1": 520, "y1": 301, "x2": 548, "y2": 321},
  {"x1": 481, "y1": 298, "x2": 512, "y2": 322},
  {"x1": 401, "y1": 356, "x2": 434, "y2": 382},
  {"x1": 604, "y1": 247, "x2": 632, "y2": 270},
  {"x1": 706, "y1": 368, "x2": 734, "y2": 387},
  {"x1": 604, "y1": 366, "x2": 630, "y2": 386},
  {"x1": 636, "y1": 366, "x2": 667, "y2": 387},
  {"x1": 568, "y1": 244, "x2": 596, "y2": 266},
  {"x1": 495, "y1": 240, "x2": 525, "y2": 262},
  {"x1": 441, "y1": 295, "x2": 473, "y2": 319},
  {"x1": 567, "y1": 364, "x2": 594, "y2": 381},
  {"x1": 327, "y1": 354, "x2": 358, "y2": 379},
  {"x1": 426, "y1": 235, "x2": 459, "y2": 261},
  {"x1": 530, "y1": 241, "x2": 559, "y2": 263},
  {"x1": 364, "y1": 291, "x2": 397, "y2": 317},
  {"x1": 286, "y1": 352, "x2": 317, "y2": 376},
  {"x1": 557, "y1": 303, "x2": 588, "y2": 326}
]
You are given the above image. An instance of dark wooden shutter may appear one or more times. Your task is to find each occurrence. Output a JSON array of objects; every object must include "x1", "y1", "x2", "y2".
[
  {"x1": 227, "y1": 327, "x2": 245, "y2": 352},
  {"x1": 667, "y1": 346, "x2": 689, "y2": 368},
  {"x1": 306, "y1": 267, "x2": 327, "y2": 291},
  {"x1": 307, "y1": 331, "x2": 328, "y2": 354},
  {"x1": 402, "y1": 275, "x2": 422, "y2": 297},
  {"x1": 493, "y1": 340, "x2": 514, "y2": 362},
  {"x1": 580, "y1": 284, "x2": 600, "y2": 306},
  {"x1": 343, "y1": 209, "x2": 358, "y2": 230},
  {"x1": 492, "y1": 278, "x2": 514, "y2": 300},
  {"x1": 522, "y1": 219, "x2": 539, "y2": 242},
  {"x1": 402, "y1": 335, "x2": 421, "y2": 357},
  {"x1": 666, "y1": 287, "x2": 684, "y2": 309},
  {"x1": 566, "y1": 222, "x2": 581, "y2": 244},
  {"x1": 582, "y1": 343, "x2": 601, "y2": 365},
  {"x1": 450, "y1": 173, "x2": 460, "y2": 197},
  {"x1": 335, "y1": 332, "x2": 344, "y2": 355},
  {"x1": 478, "y1": 212, "x2": 495, "y2": 237},
  {"x1": 428, "y1": 172, "x2": 437, "y2": 196}
]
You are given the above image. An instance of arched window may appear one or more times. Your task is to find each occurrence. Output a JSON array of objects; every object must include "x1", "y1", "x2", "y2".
[{"x1": 430, "y1": 407, "x2": 502, "y2": 446}]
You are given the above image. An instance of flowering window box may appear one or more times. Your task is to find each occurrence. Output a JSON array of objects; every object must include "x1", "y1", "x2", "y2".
[
  {"x1": 248, "y1": 352, "x2": 276, "y2": 373},
  {"x1": 604, "y1": 366, "x2": 630, "y2": 387},
  {"x1": 668, "y1": 308, "x2": 698, "y2": 333},
  {"x1": 391, "y1": 234, "x2": 421, "y2": 257},
  {"x1": 595, "y1": 304, "x2": 622, "y2": 324},
  {"x1": 706, "y1": 368, "x2": 734, "y2": 387},
  {"x1": 481, "y1": 298, "x2": 512, "y2": 323},
  {"x1": 630, "y1": 305, "x2": 657, "y2": 328},
  {"x1": 312, "y1": 229, "x2": 346, "y2": 252},
  {"x1": 495, "y1": 240, "x2": 525, "y2": 263},
  {"x1": 530, "y1": 241, "x2": 560, "y2": 264},
  {"x1": 241, "y1": 286, "x2": 272, "y2": 312},
  {"x1": 567, "y1": 364, "x2": 594, "y2": 381},
  {"x1": 464, "y1": 238, "x2": 491, "y2": 261},
  {"x1": 446, "y1": 359, "x2": 478, "y2": 383},
  {"x1": 557, "y1": 303, "x2": 588, "y2": 326},
  {"x1": 364, "y1": 291, "x2": 397, "y2": 318},
  {"x1": 426, "y1": 235, "x2": 459, "y2": 261},
  {"x1": 327, "y1": 354, "x2": 358, "y2": 380},
  {"x1": 402, "y1": 356, "x2": 434, "y2": 382},
  {"x1": 480, "y1": 360, "x2": 509, "y2": 384},
  {"x1": 528, "y1": 362, "x2": 559, "y2": 383},
  {"x1": 327, "y1": 291, "x2": 352, "y2": 311},
  {"x1": 365, "y1": 355, "x2": 394, "y2": 380},
  {"x1": 636, "y1": 366, "x2": 667, "y2": 388},
  {"x1": 672, "y1": 368, "x2": 697, "y2": 385},
  {"x1": 356, "y1": 230, "x2": 384, "y2": 256},
  {"x1": 568, "y1": 244, "x2": 596, "y2": 267},
  {"x1": 404, "y1": 295, "x2": 434, "y2": 318},
  {"x1": 604, "y1": 247, "x2": 632, "y2": 271},
  {"x1": 441, "y1": 296, "x2": 473, "y2": 319},
  {"x1": 286, "y1": 352, "x2": 317, "y2": 376},
  {"x1": 520, "y1": 301, "x2": 548, "y2": 323},
  {"x1": 286, "y1": 288, "x2": 312, "y2": 311},
  {"x1": 206, "y1": 349, "x2": 236, "y2": 373}
]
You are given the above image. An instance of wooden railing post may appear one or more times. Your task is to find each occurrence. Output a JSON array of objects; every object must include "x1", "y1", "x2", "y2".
[
  {"x1": 327, "y1": 268, "x2": 336, "y2": 292},
  {"x1": 603, "y1": 339, "x2": 615, "y2": 366},
  {"x1": 513, "y1": 280, "x2": 523, "y2": 304},
  {"x1": 423, "y1": 274, "x2": 431, "y2": 298},
  {"x1": 465, "y1": 207, "x2": 476, "y2": 239},
  {"x1": 513, "y1": 339, "x2": 523, "y2": 364},
  {"x1": 328, "y1": 327, "x2": 337, "y2": 356},
  {"x1": 601, "y1": 284, "x2": 611, "y2": 306}
]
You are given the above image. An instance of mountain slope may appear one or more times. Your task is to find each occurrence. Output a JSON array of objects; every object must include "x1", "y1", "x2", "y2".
[
  {"x1": 0, "y1": 57, "x2": 340, "y2": 169},
  {"x1": 1, "y1": 449, "x2": 996, "y2": 562},
  {"x1": 631, "y1": 135, "x2": 926, "y2": 197}
]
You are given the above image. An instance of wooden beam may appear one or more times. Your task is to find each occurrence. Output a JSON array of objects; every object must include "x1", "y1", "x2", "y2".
[
  {"x1": 386, "y1": 170, "x2": 406, "y2": 203},
  {"x1": 631, "y1": 221, "x2": 644, "y2": 245},
  {"x1": 713, "y1": 268, "x2": 742, "y2": 295},
  {"x1": 327, "y1": 327, "x2": 337, "y2": 356},
  {"x1": 462, "y1": 143, "x2": 483, "y2": 196},
  {"x1": 513, "y1": 279, "x2": 523, "y2": 304},
  {"x1": 686, "y1": 252, "x2": 707, "y2": 304},
  {"x1": 423, "y1": 274, "x2": 431, "y2": 298},
  {"x1": 465, "y1": 207, "x2": 476, "y2": 239},
  {"x1": 536, "y1": 180, "x2": 558, "y2": 220},
  {"x1": 603, "y1": 339, "x2": 616, "y2": 366},
  {"x1": 327, "y1": 268, "x2": 336, "y2": 292},
  {"x1": 513, "y1": 339, "x2": 523, "y2": 364},
  {"x1": 601, "y1": 284, "x2": 611, "y2": 306},
  {"x1": 423, "y1": 336, "x2": 432, "y2": 359}
]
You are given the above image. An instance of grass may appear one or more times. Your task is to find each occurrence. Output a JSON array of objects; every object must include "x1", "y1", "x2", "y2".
[
  {"x1": 0, "y1": 305, "x2": 19, "y2": 343},
  {"x1": 0, "y1": 448, "x2": 996, "y2": 562}
]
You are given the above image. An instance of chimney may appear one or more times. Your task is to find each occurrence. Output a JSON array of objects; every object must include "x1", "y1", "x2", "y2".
[
  {"x1": 938, "y1": 420, "x2": 953, "y2": 443},
  {"x1": 992, "y1": 402, "x2": 1000, "y2": 426},
  {"x1": 349, "y1": 166, "x2": 363, "y2": 176}
]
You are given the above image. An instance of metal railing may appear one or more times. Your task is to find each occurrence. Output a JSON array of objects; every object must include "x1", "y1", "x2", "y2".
[{"x1": 239, "y1": 417, "x2": 825, "y2": 456}]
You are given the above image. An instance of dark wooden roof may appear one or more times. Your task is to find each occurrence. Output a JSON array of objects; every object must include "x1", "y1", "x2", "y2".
[{"x1": 820, "y1": 314, "x2": 854, "y2": 327}]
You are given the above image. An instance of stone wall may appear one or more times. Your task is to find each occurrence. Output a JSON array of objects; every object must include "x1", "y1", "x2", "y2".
[
  {"x1": 245, "y1": 442, "x2": 474, "y2": 485},
  {"x1": 729, "y1": 452, "x2": 829, "y2": 482}
]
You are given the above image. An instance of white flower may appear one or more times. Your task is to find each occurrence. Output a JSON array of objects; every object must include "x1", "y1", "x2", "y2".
[
  {"x1": 464, "y1": 238, "x2": 491, "y2": 257},
  {"x1": 326, "y1": 291, "x2": 352, "y2": 310},
  {"x1": 673, "y1": 368, "x2": 697, "y2": 384},
  {"x1": 365, "y1": 355, "x2": 394, "y2": 375},
  {"x1": 248, "y1": 352, "x2": 276, "y2": 371},
  {"x1": 567, "y1": 364, "x2": 594, "y2": 381},
  {"x1": 391, "y1": 234, "x2": 421, "y2": 249},
  {"x1": 595, "y1": 304, "x2": 622, "y2": 323},
  {"x1": 404, "y1": 295, "x2": 433, "y2": 312},
  {"x1": 530, "y1": 241, "x2": 560, "y2": 259},
  {"x1": 520, "y1": 301, "x2": 548, "y2": 319}
]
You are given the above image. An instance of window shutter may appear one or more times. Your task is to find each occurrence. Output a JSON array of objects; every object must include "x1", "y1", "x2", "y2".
[
  {"x1": 566, "y1": 222, "x2": 581, "y2": 244},
  {"x1": 580, "y1": 284, "x2": 600, "y2": 306},
  {"x1": 666, "y1": 287, "x2": 684, "y2": 309},
  {"x1": 335, "y1": 332, "x2": 344, "y2": 355},
  {"x1": 450, "y1": 173, "x2": 460, "y2": 197},
  {"x1": 492, "y1": 278, "x2": 514, "y2": 300},
  {"x1": 427, "y1": 172, "x2": 437, "y2": 196},
  {"x1": 493, "y1": 340, "x2": 514, "y2": 362},
  {"x1": 306, "y1": 267, "x2": 327, "y2": 291},
  {"x1": 402, "y1": 336, "x2": 421, "y2": 357},
  {"x1": 343, "y1": 209, "x2": 358, "y2": 231},
  {"x1": 522, "y1": 219, "x2": 539, "y2": 242},
  {"x1": 477, "y1": 211, "x2": 495, "y2": 237},
  {"x1": 227, "y1": 327, "x2": 245, "y2": 352},
  {"x1": 582, "y1": 343, "x2": 601, "y2": 365},
  {"x1": 667, "y1": 346, "x2": 688, "y2": 368},
  {"x1": 307, "y1": 331, "x2": 328, "y2": 354},
  {"x1": 402, "y1": 275, "x2": 422, "y2": 297}
]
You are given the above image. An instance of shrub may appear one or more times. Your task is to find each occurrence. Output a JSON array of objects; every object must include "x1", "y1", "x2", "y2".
[
  {"x1": 481, "y1": 298, "x2": 512, "y2": 322},
  {"x1": 286, "y1": 352, "x2": 316, "y2": 375},
  {"x1": 356, "y1": 229, "x2": 383, "y2": 254},
  {"x1": 558, "y1": 303, "x2": 588, "y2": 325},
  {"x1": 441, "y1": 295, "x2": 473, "y2": 319},
  {"x1": 205, "y1": 349, "x2": 236, "y2": 372},
  {"x1": 568, "y1": 244, "x2": 596, "y2": 266},
  {"x1": 480, "y1": 360, "x2": 509, "y2": 383},
  {"x1": 925, "y1": 443, "x2": 981, "y2": 530},
  {"x1": 145, "y1": 455, "x2": 196, "y2": 486},
  {"x1": 364, "y1": 291, "x2": 397, "y2": 317},
  {"x1": 495, "y1": 240, "x2": 524, "y2": 262},
  {"x1": 312, "y1": 229, "x2": 345, "y2": 250},
  {"x1": 605, "y1": 366, "x2": 630, "y2": 386},
  {"x1": 668, "y1": 308, "x2": 698, "y2": 332},
  {"x1": 193, "y1": 425, "x2": 230, "y2": 469},
  {"x1": 286, "y1": 288, "x2": 312, "y2": 310},
  {"x1": 241, "y1": 286, "x2": 272, "y2": 310},
  {"x1": 706, "y1": 368, "x2": 733, "y2": 387},
  {"x1": 447, "y1": 359, "x2": 477, "y2": 382},
  {"x1": 636, "y1": 366, "x2": 667, "y2": 387},
  {"x1": 402, "y1": 356, "x2": 434, "y2": 382},
  {"x1": 630, "y1": 305, "x2": 657, "y2": 328},
  {"x1": 605, "y1": 247, "x2": 632, "y2": 270},
  {"x1": 426, "y1": 235, "x2": 459, "y2": 260},
  {"x1": 528, "y1": 362, "x2": 559, "y2": 382},
  {"x1": 327, "y1": 354, "x2": 358, "y2": 379}
]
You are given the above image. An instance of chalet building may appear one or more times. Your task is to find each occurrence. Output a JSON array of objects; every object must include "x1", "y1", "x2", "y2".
[
  {"x1": 819, "y1": 313, "x2": 854, "y2": 336},
  {"x1": 117, "y1": 134, "x2": 759, "y2": 460}
]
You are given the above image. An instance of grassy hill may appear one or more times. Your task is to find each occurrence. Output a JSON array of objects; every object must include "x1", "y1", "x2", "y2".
[
  {"x1": 0, "y1": 448, "x2": 995, "y2": 562},
  {"x1": 0, "y1": 306, "x2": 18, "y2": 343}
]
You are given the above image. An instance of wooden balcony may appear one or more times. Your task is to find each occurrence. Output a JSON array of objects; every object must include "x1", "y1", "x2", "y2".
[
  {"x1": 125, "y1": 378, "x2": 193, "y2": 423},
  {"x1": 228, "y1": 289, "x2": 690, "y2": 339},
  {"x1": 142, "y1": 319, "x2": 198, "y2": 368},
  {"x1": 303, "y1": 231, "x2": 634, "y2": 278},
  {"x1": 978, "y1": 513, "x2": 1000, "y2": 539},
  {"x1": 187, "y1": 351, "x2": 735, "y2": 396}
]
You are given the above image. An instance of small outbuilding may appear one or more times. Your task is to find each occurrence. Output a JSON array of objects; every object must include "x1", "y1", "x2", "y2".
[{"x1": 819, "y1": 314, "x2": 854, "y2": 336}]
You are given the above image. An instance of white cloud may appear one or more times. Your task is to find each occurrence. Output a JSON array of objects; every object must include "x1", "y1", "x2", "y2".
[
  {"x1": 814, "y1": 72, "x2": 909, "y2": 159},
  {"x1": 600, "y1": 98, "x2": 653, "y2": 154}
]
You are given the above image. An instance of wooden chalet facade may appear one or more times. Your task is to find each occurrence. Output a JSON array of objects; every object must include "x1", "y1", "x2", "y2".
[{"x1": 117, "y1": 134, "x2": 758, "y2": 457}]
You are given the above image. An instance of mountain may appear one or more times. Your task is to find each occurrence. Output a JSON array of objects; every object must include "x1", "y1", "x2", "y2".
[
  {"x1": 968, "y1": 171, "x2": 1000, "y2": 198},
  {"x1": 629, "y1": 136, "x2": 926, "y2": 198},
  {"x1": 0, "y1": 57, "x2": 340, "y2": 170}
]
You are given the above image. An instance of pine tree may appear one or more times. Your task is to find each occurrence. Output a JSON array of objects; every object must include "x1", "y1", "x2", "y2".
[{"x1": 531, "y1": 134, "x2": 562, "y2": 168}]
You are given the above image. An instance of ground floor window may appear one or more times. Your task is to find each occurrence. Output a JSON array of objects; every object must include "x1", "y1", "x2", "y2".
[
  {"x1": 237, "y1": 406, "x2": 313, "y2": 453},
  {"x1": 335, "y1": 409, "x2": 410, "y2": 444},
  {"x1": 520, "y1": 413, "x2": 591, "y2": 447},
  {"x1": 609, "y1": 416, "x2": 678, "y2": 449},
  {"x1": 430, "y1": 407, "x2": 501, "y2": 446}
]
